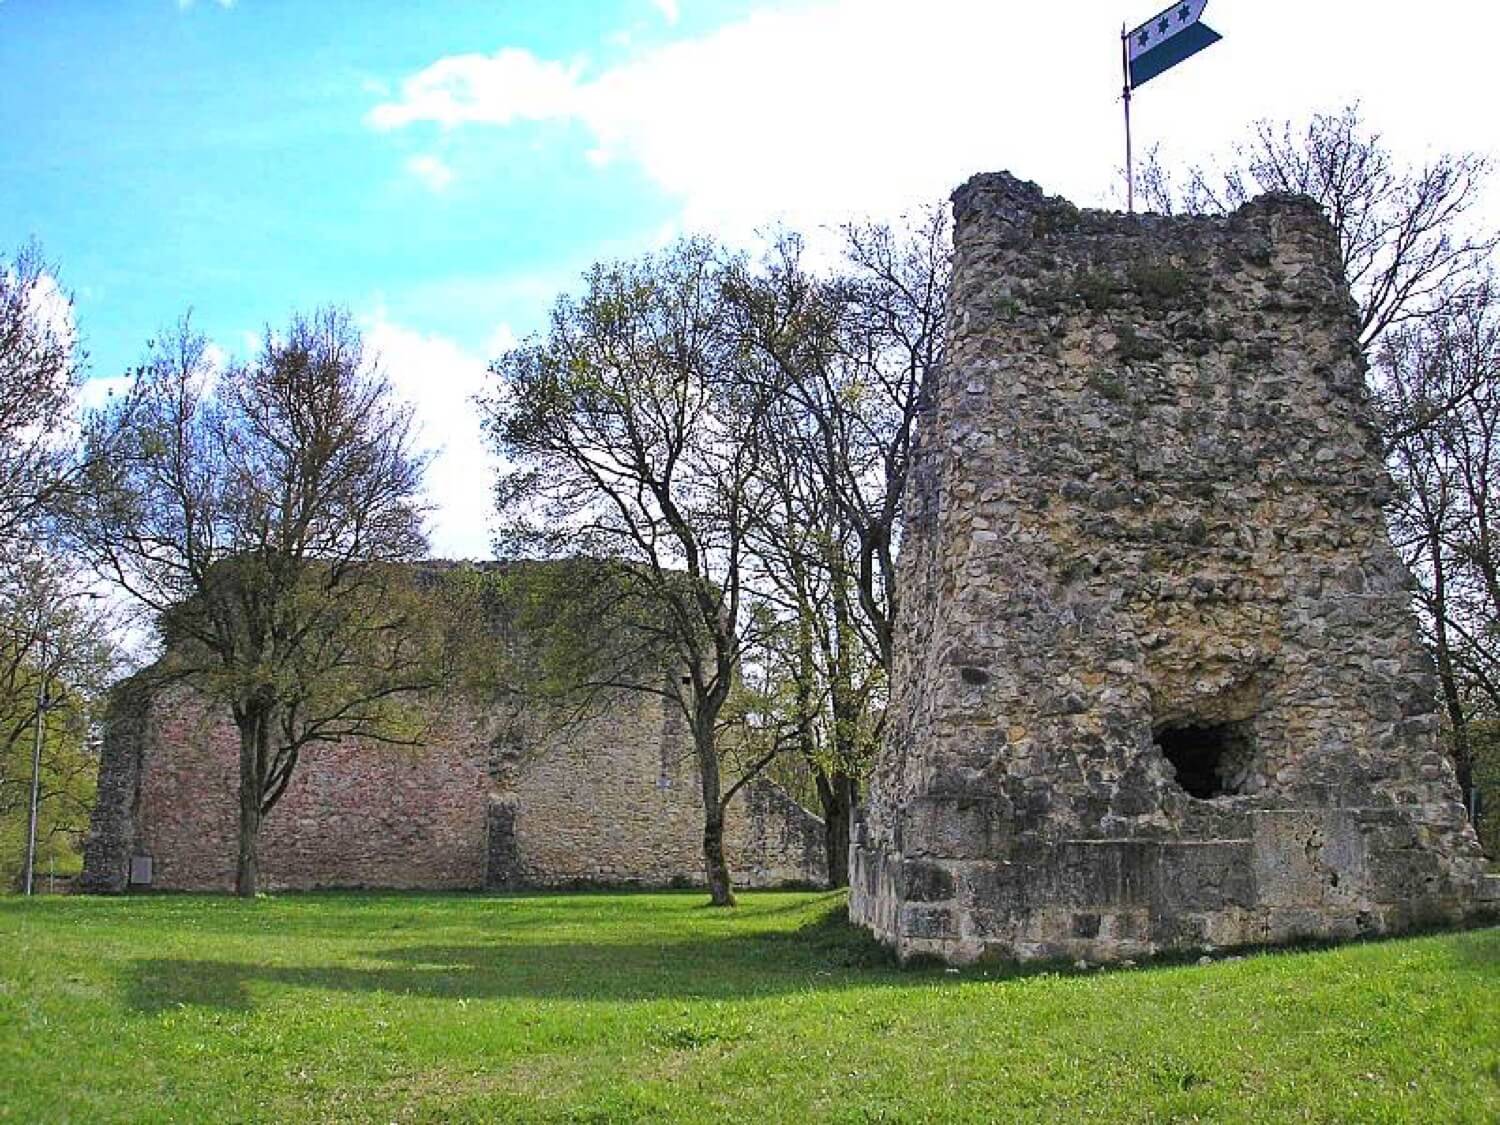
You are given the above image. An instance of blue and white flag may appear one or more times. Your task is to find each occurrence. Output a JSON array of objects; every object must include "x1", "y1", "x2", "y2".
[{"x1": 1127, "y1": 0, "x2": 1222, "y2": 88}]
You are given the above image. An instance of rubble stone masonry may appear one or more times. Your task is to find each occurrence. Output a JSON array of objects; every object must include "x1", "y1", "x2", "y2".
[
  {"x1": 850, "y1": 173, "x2": 1495, "y2": 963},
  {"x1": 82, "y1": 679, "x2": 825, "y2": 893}
]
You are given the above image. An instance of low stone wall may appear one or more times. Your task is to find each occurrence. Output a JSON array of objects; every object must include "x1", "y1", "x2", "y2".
[{"x1": 82, "y1": 682, "x2": 827, "y2": 893}]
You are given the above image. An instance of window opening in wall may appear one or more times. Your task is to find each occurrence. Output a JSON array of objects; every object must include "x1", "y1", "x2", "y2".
[{"x1": 1155, "y1": 720, "x2": 1255, "y2": 799}]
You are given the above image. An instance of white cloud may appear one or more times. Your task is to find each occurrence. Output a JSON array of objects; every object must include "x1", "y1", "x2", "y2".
[
  {"x1": 484, "y1": 323, "x2": 518, "y2": 358},
  {"x1": 368, "y1": 49, "x2": 583, "y2": 131},
  {"x1": 369, "y1": 0, "x2": 1500, "y2": 238},
  {"x1": 363, "y1": 316, "x2": 506, "y2": 560},
  {"x1": 21, "y1": 271, "x2": 76, "y2": 358},
  {"x1": 406, "y1": 153, "x2": 455, "y2": 192},
  {"x1": 78, "y1": 375, "x2": 134, "y2": 412},
  {"x1": 651, "y1": 0, "x2": 680, "y2": 25},
  {"x1": 365, "y1": 2, "x2": 1126, "y2": 234}
]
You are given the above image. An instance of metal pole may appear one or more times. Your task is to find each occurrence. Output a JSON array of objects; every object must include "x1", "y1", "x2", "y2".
[
  {"x1": 23, "y1": 634, "x2": 45, "y2": 897},
  {"x1": 1122, "y1": 24, "x2": 1134, "y2": 214}
]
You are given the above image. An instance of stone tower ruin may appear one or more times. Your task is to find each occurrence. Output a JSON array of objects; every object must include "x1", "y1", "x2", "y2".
[{"x1": 850, "y1": 173, "x2": 1494, "y2": 963}]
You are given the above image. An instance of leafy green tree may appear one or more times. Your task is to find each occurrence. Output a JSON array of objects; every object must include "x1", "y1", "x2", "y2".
[
  {"x1": 0, "y1": 240, "x2": 117, "y2": 889},
  {"x1": 1471, "y1": 720, "x2": 1500, "y2": 857},
  {"x1": 0, "y1": 556, "x2": 115, "y2": 890},
  {"x1": 484, "y1": 239, "x2": 785, "y2": 906},
  {"x1": 68, "y1": 310, "x2": 435, "y2": 896},
  {"x1": 0, "y1": 678, "x2": 98, "y2": 890}
]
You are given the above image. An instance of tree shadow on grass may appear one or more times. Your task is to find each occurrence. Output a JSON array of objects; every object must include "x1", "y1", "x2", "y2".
[
  {"x1": 120, "y1": 902, "x2": 1500, "y2": 1016},
  {"x1": 45, "y1": 889, "x2": 713, "y2": 939},
  {"x1": 121, "y1": 902, "x2": 927, "y2": 1014}
]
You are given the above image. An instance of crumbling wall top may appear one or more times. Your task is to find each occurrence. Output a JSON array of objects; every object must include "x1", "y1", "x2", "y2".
[{"x1": 949, "y1": 170, "x2": 1334, "y2": 254}]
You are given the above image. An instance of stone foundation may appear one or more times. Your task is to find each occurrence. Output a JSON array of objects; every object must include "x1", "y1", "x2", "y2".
[{"x1": 850, "y1": 172, "x2": 1491, "y2": 964}]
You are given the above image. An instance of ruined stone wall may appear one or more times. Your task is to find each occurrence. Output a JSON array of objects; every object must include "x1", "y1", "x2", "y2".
[
  {"x1": 851, "y1": 172, "x2": 1492, "y2": 964},
  {"x1": 83, "y1": 680, "x2": 826, "y2": 893},
  {"x1": 89, "y1": 685, "x2": 501, "y2": 891},
  {"x1": 502, "y1": 695, "x2": 825, "y2": 888},
  {"x1": 77, "y1": 677, "x2": 152, "y2": 894}
]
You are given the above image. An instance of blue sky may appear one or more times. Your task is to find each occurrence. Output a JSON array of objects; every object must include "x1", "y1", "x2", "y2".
[
  {"x1": 5, "y1": 0, "x2": 1499, "y2": 556},
  {"x1": 3, "y1": 0, "x2": 738, "y2": 375}
]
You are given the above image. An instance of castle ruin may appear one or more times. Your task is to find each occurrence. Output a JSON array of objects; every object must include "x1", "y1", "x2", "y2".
[
  {"x1": 82, "y1": 673, "x2": 826, "y2": 894},
  {"x1": 850, "y1": 173, "x2": 1495, "y2": 963}
]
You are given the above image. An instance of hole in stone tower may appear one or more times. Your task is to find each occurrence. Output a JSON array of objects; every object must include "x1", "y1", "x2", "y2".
[{"x1": 1154, "y1": 720, "x2": 1255, "y2": 799}]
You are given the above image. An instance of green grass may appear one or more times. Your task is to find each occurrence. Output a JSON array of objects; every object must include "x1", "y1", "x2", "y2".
[{"x1": 0, "y1": 892, "x2": 1495, "y2": 1123}]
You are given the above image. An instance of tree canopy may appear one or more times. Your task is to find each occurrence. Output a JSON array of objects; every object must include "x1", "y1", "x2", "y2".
[{"x1": 68, "y1": 308, "x2": 437, "y2": 895}]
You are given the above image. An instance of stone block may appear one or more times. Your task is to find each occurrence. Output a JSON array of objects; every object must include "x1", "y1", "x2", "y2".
[{"x1": 900, "y1": 859, "x2": 956, "y2": 902}]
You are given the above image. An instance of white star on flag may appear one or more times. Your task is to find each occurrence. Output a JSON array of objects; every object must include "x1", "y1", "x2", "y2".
[{"x1": 1126, "y1": 0, "x2": 1221, "y2": 88}]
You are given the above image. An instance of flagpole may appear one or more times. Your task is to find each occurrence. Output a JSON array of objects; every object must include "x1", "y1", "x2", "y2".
[{"x1": 1121, "y1": 23, "x2": 1134, "y2": 214}]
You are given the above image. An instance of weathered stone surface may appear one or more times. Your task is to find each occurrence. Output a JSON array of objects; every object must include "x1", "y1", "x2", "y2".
[
  {"x1": 82, "y1": 681, "x2": 826, "y2": 893},
  {"x1": 76, "y1": 677, "x2": 151, "y2": 894},
  {"x1": 850, "y1": 172, "x2": 1491, "y2": 963},
  {"x1": 1479, "y1": 874, "x2": 1500, "y2": 902}
]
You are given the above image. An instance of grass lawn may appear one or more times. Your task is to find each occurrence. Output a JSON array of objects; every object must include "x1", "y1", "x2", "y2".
[{"x1": 0, "y1": 891, "x2": 1495, "y2": 1123}]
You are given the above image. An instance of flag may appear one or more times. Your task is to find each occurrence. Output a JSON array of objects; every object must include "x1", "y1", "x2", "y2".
[{"x1": 1126, "y1": 0, "x2": 1221, "y2": 88}]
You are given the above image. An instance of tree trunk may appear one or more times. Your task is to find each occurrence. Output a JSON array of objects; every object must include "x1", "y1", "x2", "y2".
[
  {"x1": 234, "y1": 709, "x2": 266, "y2": 898},
  {"x1": 1427, "y1": 529, "x2": 1476, "y2": 813},
  {"x1": 822, "y1": 566, "x2": 869, "y2": 887},
  {"x1": 692, "y1": 713, "x2": 736, "y2": 907},
  {"x1": 813, "y1": 769, "x2": 857, "y2": 888},
  {"x1": 702, "y1": 807, "x2": 736, "y2": 907},
  {"x1": 1434, "y1": 634, "x2": 1475, "y2": 808}
]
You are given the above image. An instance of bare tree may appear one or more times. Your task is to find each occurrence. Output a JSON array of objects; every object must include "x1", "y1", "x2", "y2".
[
  {"x1": 742, "y1": 407, "x2": 881, "y2": 886},
  {"x1": 1156, "y1": 105, "x2": 1496, "y2": 349},
  {"x1": 0, "y1": 241, "x2": 82, "y2": 556},
  {"x1": 1382, "y1": 289, "x2": 1500, "y2": 805},
  {"x1": 731, "y1": 211, "x2": 949, "y2": 883},
  {"x1": 68, "y1": 309, "x2": 435, "y2": 896},
  {"x1": 1133, "y1": 143, "x2": 1182, "y2": 217},
  {"x1": 739, "y1": 215, "x2": 945, "y2": 641},
  {"x1": 483, "y1": 239, "x2": 786, "y2": 907},
  {"x1": 813, "y1": 209, "x2": 949, "y2": 673}
]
